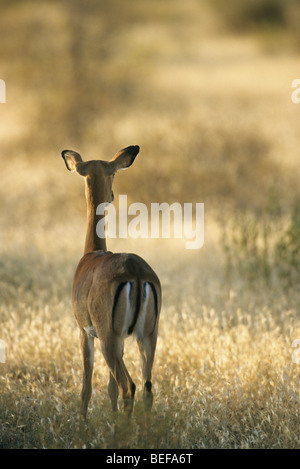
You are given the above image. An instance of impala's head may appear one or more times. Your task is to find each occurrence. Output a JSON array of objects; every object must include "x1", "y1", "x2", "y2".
[{"x1": 61, "y1": 145, "x2": 140, "y2": 203}]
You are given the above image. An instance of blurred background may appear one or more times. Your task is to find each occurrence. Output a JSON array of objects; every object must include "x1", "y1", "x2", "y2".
[
  {"x1": 1, "y1": 0, "x2": 300, "y2": 219},
  {"x1": 1, "y1": 0, "x2": 300, "y2": 287}
]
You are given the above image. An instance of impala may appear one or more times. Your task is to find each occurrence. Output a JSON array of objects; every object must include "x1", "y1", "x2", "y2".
[{"x1": 61, "y1": 145, "x2": 161, "y2": 419}]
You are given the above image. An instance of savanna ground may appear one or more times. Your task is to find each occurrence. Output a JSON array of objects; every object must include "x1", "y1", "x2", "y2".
[{"x1": 0, "y1": 0, "x2": 300, "y2": 449}]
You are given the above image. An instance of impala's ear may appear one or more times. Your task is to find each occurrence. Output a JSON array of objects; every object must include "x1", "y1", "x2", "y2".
[
  {"x1": 109, "y1": 145, "x2": 140, "y2": 174},
  {"x1": 61, "y1": 150, "x2": 83, "y2": 173}
]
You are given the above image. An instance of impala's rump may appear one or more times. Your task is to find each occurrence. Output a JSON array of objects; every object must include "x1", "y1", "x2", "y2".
[
  {"x1": 112, "y1": 279, "x2": 159, "y2": 339},
  {"x1": 72, "y1": 251, "x2": 160, "y2": 342}
]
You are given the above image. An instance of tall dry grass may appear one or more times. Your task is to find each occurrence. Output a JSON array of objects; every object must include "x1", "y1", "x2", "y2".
[
  {"x1": 0, "y1": 0, "x2": 300, "y2": 449},
  {"x1": 1, "y1": 227, "x2": 299, "y2": 448}
]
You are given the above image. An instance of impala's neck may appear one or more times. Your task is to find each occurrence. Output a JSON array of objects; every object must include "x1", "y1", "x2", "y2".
[{"x1": 83, "y1": 176, "x2": 107, "y2": 255}]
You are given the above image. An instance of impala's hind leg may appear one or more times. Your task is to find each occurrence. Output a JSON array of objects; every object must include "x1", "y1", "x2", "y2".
[
  {"x1": 102, "y1": 338, "x2": 136, "y2": 417},
  {"x1": 108, "y1": 372, "x2": 119, "y2": 413},
  {"x1": 80, "y1": 329, "x2": 94, "y2": 419},
  {"x1": 136, "y1": 282, "x2": 158, "y2": 414},
  {"x1": 137, "y1": 335, "x2": 156, "y2": 413}
]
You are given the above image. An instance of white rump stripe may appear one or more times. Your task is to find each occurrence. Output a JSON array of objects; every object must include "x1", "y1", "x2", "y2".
[
  {"x1": 135, "y1": 282, "x2": 149, "y2": 339},
  {"x1": 121, "y1": 281, "x2": 133, "y2": 336}
]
